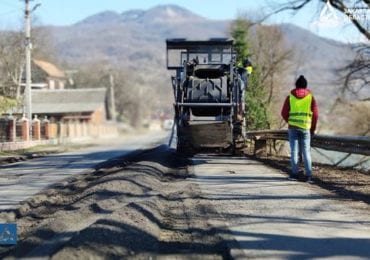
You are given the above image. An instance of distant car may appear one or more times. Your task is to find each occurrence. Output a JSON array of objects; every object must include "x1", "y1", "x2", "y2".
[{"x1": 163, "y1": 119, "x2": 174, "y2": 130}]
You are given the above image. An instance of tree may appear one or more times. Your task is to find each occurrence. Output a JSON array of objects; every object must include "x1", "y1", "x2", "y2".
[
  {"x1": 273, "y1": 0, "x2": 369, "y2": 40},
  {"x1": 250, "y1": 25, "x2": 293, "y2": 110},
  {"x1": 230, "y1": 18, "x2": 252, "y2": 65},
  {"x1": 0, "y1": 25, "x2": 58, "y2": 100},
  {"x1": 230, "y1": 18, "x2": 293, "y2": 130},
  {"x1": 273, "y1": 0, "x2": 370, "y2": 136},
  {"x1": 340, "y1": 44, "x2": 370, "y2": 101},
  {"x1": 112, "y1": 69, "x2": 158, "y2": 127},
  {"x1": 0, "y1": 96, "x2": 17, "y2": 115},
  {"x1": 273, "y1": 1, "x2": 370, "y2": 99},
  {"x1": 0, "y1": 32, "x2": 24, "y2": 99},
  {"x1": 71, "y1": 63, "x2": 159, "y2": 127},
  {"x1": 230, "y1": 18, "x2": 270, "y2": 130},
  {"x1": 245, "y1": 66, "x2": 270, "y2": 130}
]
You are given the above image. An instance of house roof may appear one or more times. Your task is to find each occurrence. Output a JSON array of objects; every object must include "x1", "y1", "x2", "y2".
[
  {"x1": 33, "y1": 59, "x2": 66, "y2": 78},
  {"x1": 30, "y1": 88, "x2": 106, "y2": 114}
]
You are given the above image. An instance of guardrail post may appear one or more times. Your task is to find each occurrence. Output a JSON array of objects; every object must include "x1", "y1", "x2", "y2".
[{"x1": 254, "y1": 138, "x2": 267, "y2": 157}]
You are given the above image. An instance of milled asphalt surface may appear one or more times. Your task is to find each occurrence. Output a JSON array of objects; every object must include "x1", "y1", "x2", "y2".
[
  {"x1": 0, "y1": 130, "x2": 168, "y2": 210},
  {"x1": 1, "y1": 131, "x2": 369, "y2": 258},
  {"x1": 191, "y1": 154, "x2": 370, "y2": 259}
]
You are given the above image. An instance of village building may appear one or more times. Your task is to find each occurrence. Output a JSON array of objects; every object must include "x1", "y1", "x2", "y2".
[
  {"x1": 31, "y1": 88, "x2": 107, "y2": 123},
  {"x1": 31, "y1": 59, "x2": 67, "y2": 90},
  {"x1": 8, "y1": 59, "x2": 109, "y2": 124}
]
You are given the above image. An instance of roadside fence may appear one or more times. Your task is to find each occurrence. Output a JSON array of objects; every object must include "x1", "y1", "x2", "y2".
[{"x1": 0, "y1": 115, "x2": 118, "y2": 151}]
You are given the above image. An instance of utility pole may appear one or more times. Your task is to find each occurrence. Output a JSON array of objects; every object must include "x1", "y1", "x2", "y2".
[
  {"x1": 109, "y1": 74, "x2": 116, "y2": 122},
  {"x1": 24, "y1": 0, "x2": 40, "y2": 129},
  {"x1": 24, "y1": 0, "x2": 32, "y2": 125}
]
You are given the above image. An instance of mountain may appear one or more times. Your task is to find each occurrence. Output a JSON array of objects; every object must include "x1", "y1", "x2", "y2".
[
  {"x1": 280, "y1": 23, "x2": 355, "y2": 79},
  {"x1": 49, "y1": 5, "x2": 229, "y2": 67},
  {"x1": 39, "y1": 5, "x2": 357, "y2": 117},
  {"x1": 77, "y1": 5, "x2": 204, "y2": 26},
  {"x1": 44, "y1": 5, "x2": 231, "y2": 107}
]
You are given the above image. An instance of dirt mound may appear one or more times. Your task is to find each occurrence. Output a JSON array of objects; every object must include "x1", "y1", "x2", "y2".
[{"x1": 0, "y1": 146, "x2": 230, "y2": 259}]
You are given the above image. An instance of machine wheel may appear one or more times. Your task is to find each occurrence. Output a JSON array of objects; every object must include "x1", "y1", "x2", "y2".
[{"x1": 177, "y1": 139, "x2": 194, "y2": 157}]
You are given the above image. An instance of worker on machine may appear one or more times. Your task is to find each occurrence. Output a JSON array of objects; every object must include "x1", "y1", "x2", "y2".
[{"x1": 237, "y1": 58, "x2": 253, "y2": 118}]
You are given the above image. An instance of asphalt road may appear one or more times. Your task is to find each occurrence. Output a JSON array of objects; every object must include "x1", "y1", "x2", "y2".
[
  {"x1": 0, "y1": 130, "x2": 168, "y2": 211},
  {"x1": 1, "y1": 132, "x2": 369, "y2": 258},
  {"x1": 190, "y1": 154, "x2": 370, "y2": 259}
]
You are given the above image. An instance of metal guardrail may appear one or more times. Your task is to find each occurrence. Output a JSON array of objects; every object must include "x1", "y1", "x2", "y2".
[{"x1": 246, "y1": 130, "x2": 370, "y2": 156}]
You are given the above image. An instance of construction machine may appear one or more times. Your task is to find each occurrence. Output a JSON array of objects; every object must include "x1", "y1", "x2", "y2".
[{"x1": 166, "y1": 38, "x2": 247, "y2": 154}]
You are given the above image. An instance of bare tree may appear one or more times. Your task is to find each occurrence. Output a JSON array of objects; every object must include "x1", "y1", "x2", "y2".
[
  {"x1": 272, "y1": 0, "x2": 369, "y2": 40},
  {"x1": 332, "y1": 100, "x2": 370, "y2": 135},
  {"x1": 251, "y1": 25, "x2": 293, "y2": 104},
  {"x1": 113, "y1": 69, "x2": 158, "y2": 127},
  {"x1": 273, "y1": 0, "x2": 370, "y2": 135},
  {"x1": 0, "y1": 32, "x2": 24, "y2": 99},
  {"x1": 245, "y1": 23, "x2": 294, "y2": 128},
  {"x1": 72, "y1": 64, "x2": 159, "y2": 127},
  {"x1": 0, "y1": 25, "x2": 58, "y2": 101},
  {"x1": 272, "y1": 1, "x2": 370, "y2": 100},
  {"x1": 341, "y1": 44, "x2": 370, "y2": 100}
]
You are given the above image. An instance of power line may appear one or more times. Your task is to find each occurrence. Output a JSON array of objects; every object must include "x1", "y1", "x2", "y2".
[
  {"x1": 0, "y1": 10, "x2": 19, "y2": 16},
  {"x1": 0, "y1": 0, "x2": 22, "y2": 9},
  {"x1": 0, "y1": 0, "x2": 22, "y2": 20}
]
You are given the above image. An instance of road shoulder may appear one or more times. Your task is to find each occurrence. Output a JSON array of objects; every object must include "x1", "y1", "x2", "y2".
[{"x1": 191, "y1": 155, "x2": 370, "y2": 259}]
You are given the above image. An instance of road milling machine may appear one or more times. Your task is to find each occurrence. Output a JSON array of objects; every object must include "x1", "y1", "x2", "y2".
[{"x1": 166, "y1": 38, "x2": 247, "y2": 154}]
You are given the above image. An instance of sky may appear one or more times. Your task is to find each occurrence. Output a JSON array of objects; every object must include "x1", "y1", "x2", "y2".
[{"x1": 0, "y1": 0, "x2": 364, "y2": 43}]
